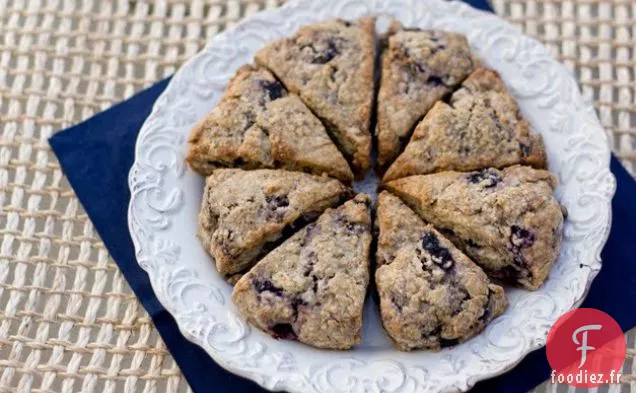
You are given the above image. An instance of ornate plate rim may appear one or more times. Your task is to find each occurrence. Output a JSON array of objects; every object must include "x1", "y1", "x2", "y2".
[{"x1": 127, "y1": 0, "x2": 616, "y2": 392}]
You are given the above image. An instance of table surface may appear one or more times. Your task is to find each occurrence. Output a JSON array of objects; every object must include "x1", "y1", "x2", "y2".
[{"x1": 0, "y1": 0, "x2": 634, "y2": 392}]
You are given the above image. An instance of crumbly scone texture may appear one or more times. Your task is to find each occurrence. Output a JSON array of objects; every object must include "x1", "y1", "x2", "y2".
[
  {"x1": 376, "y1": 228, "x2": 507, "y2": 351},
  {"x1": 198, "y1": 169, "x2": 352, "y2": 280},
  {"x1": 255, "y1": 17, "x2": 376, "y2": 173},
  {"x1": 186, "y1": 65, "x2": 353, "y2": 181},
  {"x1": 376, "y1": 21, "x2": 477, "y2": 168},
  {"x1": 383, "y1": 68, "x2": 547, "y2": 181},
  {"x1": 384, "y1": 165, "x2": 565, "y2": 289},
  {"x1": 375, "y1": 191, "x2": 430, "y2": 267},
  {"x1": 232, "y1": 194, "x2": 372, "y2": 349}
]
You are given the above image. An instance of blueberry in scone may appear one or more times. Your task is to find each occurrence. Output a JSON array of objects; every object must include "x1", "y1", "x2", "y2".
[
  {"x1": 383, "y1": 68, "x2": 547, "y2": 181},
  {"x1": 198, "y1": 169, "x2": 352, "y2": 281},
  {"x1": 255, "y1": 17, "x2": 376, "y2": 173},
  {"x1": 376, "y1": 239, "x2": 507, "y2": 351},
  {"x1": 376, "y1": 21, "x2": 477, "y2": 169},
  {"x1": 186, "y1": 65, "x2": 353, "y2": 181},
  {"x1": 384, "y1": 165, "x2": 565, "y2": 289},
  {"x1": 374, "y1": 191, "x2": 507, "y2": 351},
  {"x1": 232, "y1": 194, "x2": 372, "y2": 349}
]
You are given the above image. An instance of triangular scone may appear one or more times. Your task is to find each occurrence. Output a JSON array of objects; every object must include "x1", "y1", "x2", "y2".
[
  {"x1": 255, "y1": 17, "x2": 376, "y2": 173},
  {"x1": 376, "y1": 22, "x2": 476, "y2": 168},
  {"x1": 376, "y1": 191, "x2": 430, "y2": 267},
  {"x1": 376, "y1": 234, "x2": 507, "y2": 351},
  {"x1": 187, "y1": 65, "x2": 353, "y2": 181},
  {"x1": 375, "y1": 191, "x2": 506, "y2": 351},
  {"x1": 232, "y1": 194, "x2": 372, "y2": 349},
  {"x1": 384, "y1": 166, "x2": 565, "y2": 289},
  {"x1": 383, "y1": 68, "x2": 547, "y2": 181},
  {"x1": 199, "y1": 169, "x2": 352, "y2": 281}
]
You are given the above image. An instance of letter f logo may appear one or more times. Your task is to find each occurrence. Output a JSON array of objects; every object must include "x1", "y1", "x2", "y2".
[{"x1": 572, "y1": 324, "x2": 602, "y2": 368}]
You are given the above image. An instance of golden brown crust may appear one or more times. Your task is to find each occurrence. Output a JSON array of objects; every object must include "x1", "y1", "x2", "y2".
[
  {"x1": 376, "y1": 22, "x2": 477, "y2": 168},
  {"x1": 198, "y1": 169, "x2": 352, "y2": 280},
  {"x1": 255, "y1": 17, "x2": 376, "y2": 173},
  {"x1": 375, "y1": 191, "x2": 429, "y2": 267},
  {"x1": 232, "y1": 194, "x2": 372, "y2": 349},
  {"x1": 384, "y1": 166, "x2": 564, "y2": 289},
  {"x1": 383, "y1": 67, "x2": 547, "y2": 182},
  {"x1": 186, "y1": 65, "x2": 354, "y2": 181},
  {"x1": 375, "y1": 211, "x2": 507, "y2": 351}
]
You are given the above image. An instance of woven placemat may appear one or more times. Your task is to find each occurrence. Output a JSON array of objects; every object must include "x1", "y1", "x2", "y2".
[{"x1": 0, "y1": 1, "x2": 633, "y2": 393}]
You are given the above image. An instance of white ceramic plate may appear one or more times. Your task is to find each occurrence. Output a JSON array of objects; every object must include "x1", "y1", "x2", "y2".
[{"x1": 127, "y1": 1, "x2": 616, "y2": 392}]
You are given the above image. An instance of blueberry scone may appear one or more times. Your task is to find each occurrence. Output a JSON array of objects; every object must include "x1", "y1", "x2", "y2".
[
  {"x1": 383, "y1": 68, "x2": 547, "y2": 181},
  {"x1": 187, "y1": 65, "x2": 353, "y2": 181},
  {"x1": 232, "y1": 194, "x2": 372, "y2": 349},
  {"x1": 376, "y1": 241, "x2": 507, "y2": 351},
  {"x1": 375, "y1": 191, "x2": 507, "y2": 351},
  {"x1": 199, "y1": 169, "x2": 352, "y2": 282},
  {"x1": 255, "y1": 17, "x2": 376, "y2": 173},
  {"x1": 384, "y1": 166, "x2": 565, "y2": 289},
  {"x1": 376, "y1": 21, "x2": 476, "y2": 168}
]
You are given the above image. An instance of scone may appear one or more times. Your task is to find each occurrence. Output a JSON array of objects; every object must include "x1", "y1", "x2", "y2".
[
  {"x1": 375, "y1": 191, "x2": 507, "y2": 351},
  {"x1": 187, "y1": 65, "x2": 353, "y2": 181},
  {"x1": 255, "y1": 17, "x2": 376, "y2": 173},
  {"x1": 376, "y1": 239, "x2": 507, "y2": 351},
  {"x1": 198, "y1": 169, "x2": 352, "y2": 281},
  {"x1": 383, "y1": 68, "x2": 547, "y2": 181},
  {"x1": 375, "y1": 191, "x2": 430, "y2": 267},
  {"x1": 232, "y1": 194, "x2": 372, "y2": 349},
  {"x1": 384, "y1": 166, "x2": 566, "y2": 289},
  {"x1": 376, "y1": 22, "x2": 476, "y2": 168}
]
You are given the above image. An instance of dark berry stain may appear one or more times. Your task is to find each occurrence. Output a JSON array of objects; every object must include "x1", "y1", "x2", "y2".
[
  {"x1": 467, "y1": 169, "x2": 501, "y2": 188},
  {"x1": 422, "y1": 319, "x2": 459, "y2": 349},
  {"x1": 265, "y1": 194, "x2": 290, "y2": 208},
  {"x1": 426, "y1": 75, "x2": 446, "y2": 87},
  {"x1": 519, "y1": 142, "x2": 530, "y2": 157},
  {"x1": 259, "y1": 80, "x2": 286, "y2": 100},
  {"x1": 504, "y1": 226, "x2": 536, "y2": 279},
  {"x1": 291, "y1": 297, "x2": 306, "y2": 313},
  {"x1": 421, "y1": 232, "x2": 454, "y2": 270},
  {"x1": 253, "y1": 279, "x2": 284, "y2": 296},
  {"x1": 439, "y1": 337, "x2": 459, "y2": 348},
  {"x1": 510, "y1": 225, "x2": 535, "y2": 248},
  {"x1": 270, "y1": 323, "x2": 297, "y2": 340}
]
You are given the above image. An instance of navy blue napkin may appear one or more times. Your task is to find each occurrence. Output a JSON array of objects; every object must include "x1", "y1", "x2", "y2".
[{"x1": 49, "y1": 2, "x2": 636, "y2": 392}]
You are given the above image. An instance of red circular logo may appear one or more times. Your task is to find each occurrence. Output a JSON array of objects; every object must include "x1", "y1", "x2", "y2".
[{"x1": 546, "y1": 308, "x2": 626, "y2": 387}]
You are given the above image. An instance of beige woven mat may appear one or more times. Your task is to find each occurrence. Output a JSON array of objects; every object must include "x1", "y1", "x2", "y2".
[{"x1": 0, "y1": 1, "x2": 633, "y2": 392}]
